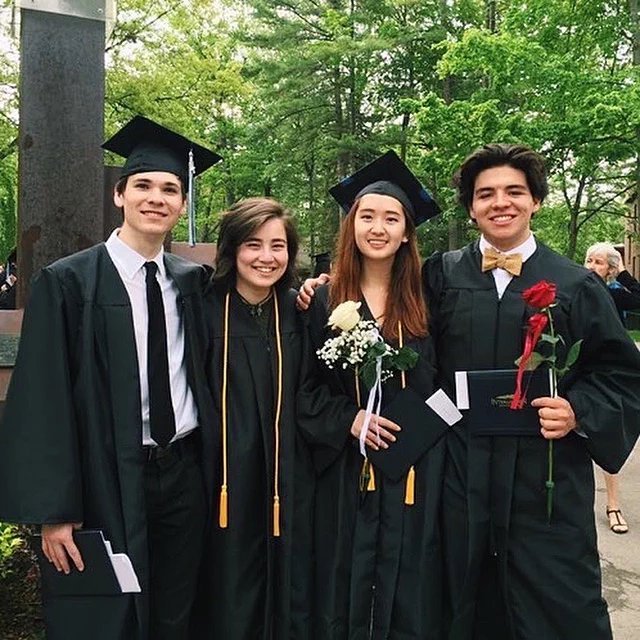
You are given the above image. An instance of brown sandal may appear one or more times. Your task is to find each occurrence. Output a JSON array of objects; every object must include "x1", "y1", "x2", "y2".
[{"x1": 606, "y1": 508, "x2": 629, "y2": 534}]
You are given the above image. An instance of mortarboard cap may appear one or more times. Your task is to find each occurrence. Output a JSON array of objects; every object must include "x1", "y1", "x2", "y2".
[
  {"x1": 329, "y1": 150, "x2": 440, "y2": 226},
  {"x1": 368, "y1": 387, "x2": 451, "y2": 481},
  {"x1": 102, "y1": 116, "x2": 222, "y2": 246},
  {"x1": 102, "y1": 115, "x2": 221, "y2": 184}
]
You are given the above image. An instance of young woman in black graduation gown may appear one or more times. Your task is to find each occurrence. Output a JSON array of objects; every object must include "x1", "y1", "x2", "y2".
[
  {"x1": 303, "y1": 181, "x2": 446, "y2": 639},
  {"x1": 192, "y1": 198, "x2": 355, "y2": 640}
]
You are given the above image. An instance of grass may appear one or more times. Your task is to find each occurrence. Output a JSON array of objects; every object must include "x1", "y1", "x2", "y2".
[{"x1": 628, "y1": 330, "x2": 640, "y2": 342}]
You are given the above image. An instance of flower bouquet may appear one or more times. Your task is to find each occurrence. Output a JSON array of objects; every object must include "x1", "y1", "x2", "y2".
[
  {"x1": 317, "y1": 300, "x2": 419, "y2": 458},
  {"x1": 317, "y1": 300, "x2": 418, "y2": 390}
]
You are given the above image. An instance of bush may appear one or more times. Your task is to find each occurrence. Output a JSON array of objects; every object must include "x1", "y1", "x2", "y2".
[{"x1": 0, "y1": 522, "x2": 23, "y2": 578}]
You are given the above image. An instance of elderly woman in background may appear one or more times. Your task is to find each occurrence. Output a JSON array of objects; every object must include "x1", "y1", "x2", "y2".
[{"x1": 584, "y1": 242, "x2": 640, "y2": 534}]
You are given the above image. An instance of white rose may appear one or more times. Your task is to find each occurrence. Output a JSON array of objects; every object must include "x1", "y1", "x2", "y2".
[{"x1": 327, "y1": 300, "x2": 362, "y2": 332}]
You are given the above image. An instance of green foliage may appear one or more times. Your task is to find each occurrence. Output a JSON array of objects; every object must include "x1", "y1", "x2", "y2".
[
  {"x1": 0, "y1": 0, "x2": 635, "y2": 260},
  {"x1": 0, "y1": 522, "x2": 23, "y2": 578},
  {"x1": 360, "y1": 343, "x2": 419, "y2": 390},
  {"x1": 0, "y1": 8, "x2": 18, "y2": 261}
]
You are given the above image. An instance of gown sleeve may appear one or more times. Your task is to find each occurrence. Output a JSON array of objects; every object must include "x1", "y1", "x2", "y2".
[
  {"x1": 610, "y1": 270, "x2": 640, "y2": 311},
  {"x1": 296, "y1": 289, "x2": 360, "y2": 473},
  {"x1": 0, "y1": 268, "x2": 84, "y2": 524},
  {"x1": 564, "y1": 273, "x2": 640, "y2": 473}
]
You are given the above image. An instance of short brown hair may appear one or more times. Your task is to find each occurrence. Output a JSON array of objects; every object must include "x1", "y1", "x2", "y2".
[
  {"x1": 213, "y1": 197, "x2": 299, "y2": 291},
  {"x1": 453, "y1": 143, "x2": 548, "y2": 211}
]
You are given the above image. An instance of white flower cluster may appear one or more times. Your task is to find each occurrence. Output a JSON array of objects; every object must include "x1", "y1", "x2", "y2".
[{"x1": 317, "y1": 319, "x2": 397, "y2": 380}]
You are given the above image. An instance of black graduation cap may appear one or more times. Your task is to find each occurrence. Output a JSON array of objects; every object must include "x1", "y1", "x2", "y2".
[
  {"x1": 329, "y1": 150, "x2": 440, "y2": 226},
  {"x1": 367, "y1": 387, "x2": 450, "y2": 481},
  {"x1": 102, "y1": 116, "x2": 222, "y2": 245}
]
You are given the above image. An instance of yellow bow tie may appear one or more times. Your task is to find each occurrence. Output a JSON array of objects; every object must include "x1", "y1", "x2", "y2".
[{"x1": 481, "y1": 248, "x2": 523, "y2": 276}]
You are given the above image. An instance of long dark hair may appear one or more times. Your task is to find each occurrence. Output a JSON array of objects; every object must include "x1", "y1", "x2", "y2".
[
  {"x1": 328, "y1": 199, "x2": 427, "y2": 341},
  {"x1": 213, "y1": 197, "x2": 299, "y2": 291}
]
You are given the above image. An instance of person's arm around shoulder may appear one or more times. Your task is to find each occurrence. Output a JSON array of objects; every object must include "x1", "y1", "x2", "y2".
[{"x1": 296, "y1": 272, "x2": 331, "y2": 311}]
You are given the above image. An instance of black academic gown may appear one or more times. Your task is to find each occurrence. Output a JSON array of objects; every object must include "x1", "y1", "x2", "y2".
[
  {"x1": 303, "y1": 285, "x2": 446, "y2": 640},
  {"x1": 0, "y1": 245, "x2": 215, "y2": 640},
  {"x1": 194, "y1": 285, "x2": 354, "y2": 640},
  {"x1": 424, "y1": 241, "x2": 640, "y2": 640}
]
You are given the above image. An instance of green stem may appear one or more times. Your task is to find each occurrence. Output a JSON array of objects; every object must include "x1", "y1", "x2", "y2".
[
  {"x1": 545, "y1": 306, "x2": 557, "y2": 524},
  {"x1": 546, "y1": 440, "x2": 554, "y2": 524}
]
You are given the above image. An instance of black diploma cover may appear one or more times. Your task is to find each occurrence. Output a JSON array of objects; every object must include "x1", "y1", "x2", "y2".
[
  {"x1": 33, "y1": 529, "x2": 123, "y2": 596},
  {"x1": 455, "y1": 368, "x2": 552, "y2": 437}
]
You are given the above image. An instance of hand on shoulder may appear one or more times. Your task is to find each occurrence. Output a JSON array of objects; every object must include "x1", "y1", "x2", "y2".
[{"x1": 296, "y1": 273, "x2": 331, "y2": 311}]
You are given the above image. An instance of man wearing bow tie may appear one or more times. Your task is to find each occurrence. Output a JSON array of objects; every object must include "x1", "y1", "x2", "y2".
[{"x1": 424, "y1": 144, "x2": 640, "y2": 639}]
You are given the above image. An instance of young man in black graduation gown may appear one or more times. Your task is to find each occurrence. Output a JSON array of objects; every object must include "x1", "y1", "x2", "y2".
[
  {"x1": 424, "y1": 143, "x2": 640, "y2": 639},
  {"x1": 0, "y1": 116, "x2": 221, "y2": 640}
]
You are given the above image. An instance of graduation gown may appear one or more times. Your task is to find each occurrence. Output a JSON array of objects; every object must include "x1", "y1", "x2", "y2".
[
  {"x1": 303, "y1": 285, "x2": 446, "y2": 640},
  {"x1": 193, "y1": 286, "x2": 355, "y2": 640},
  {"x1": 424, "y1": 241, "x2": 640, "y2": 640},
  {"x1": 0, "y1": 245, "x2": 215, "y2": 640}
]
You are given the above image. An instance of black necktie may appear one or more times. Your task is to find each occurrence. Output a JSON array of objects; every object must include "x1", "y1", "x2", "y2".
[{"x1": 144, "y1": 261, "x2": 176, "y2": 447}]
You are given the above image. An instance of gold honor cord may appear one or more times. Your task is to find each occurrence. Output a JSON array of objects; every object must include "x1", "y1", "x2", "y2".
[
  {"x1": 219, "y1": 291, "x2": 231, "y2": 528},
  {"x1": 272, "y1": 289, "x2": 283, "y2": 537},
  {"x1": 218, "y1": 289, "x2": 284, "y2": 537},
  {"x1": 399, "y1": 321, "x2": 415, "y2": 506}
]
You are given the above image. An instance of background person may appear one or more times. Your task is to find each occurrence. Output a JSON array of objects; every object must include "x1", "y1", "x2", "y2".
[{"x1": 584, "y1": 241, "x2": 640, "y2": 535}]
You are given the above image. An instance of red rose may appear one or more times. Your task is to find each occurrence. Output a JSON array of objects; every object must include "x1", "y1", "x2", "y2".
[{"x1": 522, "y1": 280, "x2": 556, "y2": 309}]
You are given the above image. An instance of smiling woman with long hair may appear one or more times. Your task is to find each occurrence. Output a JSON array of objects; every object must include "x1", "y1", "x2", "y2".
[{"x1": 301, "y1": 152, "x2": 448, "y2": 639}]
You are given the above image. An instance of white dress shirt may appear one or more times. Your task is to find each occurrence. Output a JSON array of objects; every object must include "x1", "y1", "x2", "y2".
[
  {"x1": 479, "y1": 233, "x2": 537, "y2": 299},
  {"x1": 106, "y1": 229, "x2": 199, "y2": 445}
]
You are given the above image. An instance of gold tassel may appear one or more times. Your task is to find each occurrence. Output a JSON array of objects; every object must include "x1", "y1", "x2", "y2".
[
  {"x1": 367, "y1": 463, "x2": 376, "y2": 491},
  {"x1": 273, "y1": 496, "x2": 281, "y2": 537},
  {"x1": 398, "y1": 322, "x2": 416, "y2": 508},
  {"x1": 405, "y1": 466, "x2": 415, "y2": 505},
  {"x1": 219, "y1": 485, "x2": 228, "y2": 528}
]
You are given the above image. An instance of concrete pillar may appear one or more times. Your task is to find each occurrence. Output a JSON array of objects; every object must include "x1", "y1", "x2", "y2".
[{"x1": 17, "y1": 5, "x2": 106, "y2": 305}]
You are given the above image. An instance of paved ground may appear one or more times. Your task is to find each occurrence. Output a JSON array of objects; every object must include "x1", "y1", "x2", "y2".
[{"x1": 595, "y1": 443, "x2": 640, "y2": 639}]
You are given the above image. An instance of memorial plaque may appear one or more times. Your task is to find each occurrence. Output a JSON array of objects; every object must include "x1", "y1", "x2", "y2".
[{"x1": 0, "y1": 335, "x2": 20, "y2": 367}]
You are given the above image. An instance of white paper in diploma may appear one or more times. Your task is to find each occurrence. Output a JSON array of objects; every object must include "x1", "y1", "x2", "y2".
[
  {"x1": 103, "y1": 537, "x2": 141, "y2": 593},
  {"x1": 426, "y1": 388, "x2": 463, "y2": 426}
]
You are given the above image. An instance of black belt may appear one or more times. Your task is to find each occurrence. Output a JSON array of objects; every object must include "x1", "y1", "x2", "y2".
[{"x1": 143, "y1": 430, "x2": 200, "y2": 467}]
